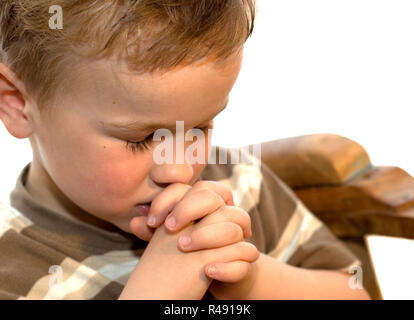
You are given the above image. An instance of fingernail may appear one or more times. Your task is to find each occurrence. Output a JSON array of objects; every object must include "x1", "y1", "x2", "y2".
[
  {"x1": 147, "y1": 215, "x2": 156, "y2": 227},
  {"x1": 166, "y1": 216, "x2": 176, "y2": 229},
  {"x1": 207, "y1": 266, "x2": 217, "y2": 275},
  {"x1": 179, "y1": 235, "x2": 191, "y2": 248}
]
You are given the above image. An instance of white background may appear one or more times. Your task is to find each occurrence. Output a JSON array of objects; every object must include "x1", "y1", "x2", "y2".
[
  {"x1": 0, "y1": 0, "x2": 413, "y2": 205},
  {"x1": 214, "y1": 1, "x2": 414, "y2": 172}
]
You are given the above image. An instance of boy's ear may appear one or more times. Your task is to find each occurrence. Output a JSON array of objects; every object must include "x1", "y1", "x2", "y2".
[{"x1": 0, "y1": 63, "x2": 33, "y2": 139}]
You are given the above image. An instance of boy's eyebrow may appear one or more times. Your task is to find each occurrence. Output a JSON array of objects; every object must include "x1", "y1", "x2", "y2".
[
  {"x1": 101, "y1": 120, "x2": 173, "y2": 132},
  {"x1": 100, "y1": 100, "x2": 229, "y2": 133}
]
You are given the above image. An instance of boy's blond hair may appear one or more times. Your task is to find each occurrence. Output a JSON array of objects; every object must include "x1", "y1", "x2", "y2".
[{"x1": 0, "y1": 0, "x2": 255, "y2": 110}]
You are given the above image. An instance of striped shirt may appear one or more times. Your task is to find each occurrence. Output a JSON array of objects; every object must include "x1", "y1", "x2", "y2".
[{"x1": 0, "y1": 147, "x2": 360, "y2": 299}]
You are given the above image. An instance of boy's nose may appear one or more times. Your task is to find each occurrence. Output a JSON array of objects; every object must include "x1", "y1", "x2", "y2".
[{"x1": 150, "y1": 162, "x2": 194, "y2": 186}]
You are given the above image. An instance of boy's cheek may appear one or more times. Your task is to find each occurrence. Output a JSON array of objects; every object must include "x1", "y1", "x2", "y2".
[
  {"x1": 79, "y1": 158, "x2": 148, "y2": 201},
  {"x1": 47, "y1": 150, "x2": 147, "y2": 214}
]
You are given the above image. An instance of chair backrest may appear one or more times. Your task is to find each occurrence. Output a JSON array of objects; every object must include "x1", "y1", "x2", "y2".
[{"x1": 253, "y1": 134, "x2": 414, "y2": 239}]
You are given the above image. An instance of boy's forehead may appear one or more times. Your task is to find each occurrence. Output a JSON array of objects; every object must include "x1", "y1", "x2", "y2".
[
  {"x1": 70, "y1": 53, "x2": 242, "y2": 125},
  {"x1": 111, "y1": 56, "x2": 241, "y2": 107}
]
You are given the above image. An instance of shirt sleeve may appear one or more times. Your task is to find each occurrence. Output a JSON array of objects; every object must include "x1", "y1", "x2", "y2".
[{"x1": 256, "y1": 162, "x2": 361, "y2": 273}]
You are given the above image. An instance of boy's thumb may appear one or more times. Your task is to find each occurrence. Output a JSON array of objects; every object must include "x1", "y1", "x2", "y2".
[{"x1": 129, "y1": 216, "x2": 154, "y2": 242}]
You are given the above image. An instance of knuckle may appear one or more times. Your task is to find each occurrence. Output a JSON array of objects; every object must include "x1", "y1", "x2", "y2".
[
  {"x1": 226, "y1": 222, "x2": 243, "y2": 240},
  {"x1": 216, "y1": 183, "x2": 234, "y2": 203},
  {"x1": 193, "y1": 180, "x2": 233, "y2": 204},
  {"x1": 219, "y1": 181, "x2": 233, "y2": 193},
  {"x1": 215, "y1": 205, "x2": 231, "y2": 217},
  {"x1": 239, "y1": 241, "x2": 259, "y2": 260},
  {"x1": 192, "y1": 180, "x2": 211, "y2": 191},
  {"x1": 241, "y1": 208, "x2": 252, "y2": 221},
  {"x1": 198, "y1": 188, "x2": 225, "y2": 206},
  {"x1": 218, "y1": 184, "x2": 234, "y2": 205},
  {"x1": 195, "y1": 188, "x2": 214, "y2": 198},
  {"x1": 221, "y1": 206, "x2": 251, "y2": 232},
  {"x1": 224, "y1": 262, "x2": 248, "y2": 283},
  {"x1": 234, "y1": 207, "x2": 251, "y2": 226},
  {"x1": 224, "y1": 189, "x2": 234, "y2": 205}
]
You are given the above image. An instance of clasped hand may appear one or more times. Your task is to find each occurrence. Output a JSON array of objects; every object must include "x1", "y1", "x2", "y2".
[{"x1": 129, "y1": 180, "x2": 259, "y2": 292}]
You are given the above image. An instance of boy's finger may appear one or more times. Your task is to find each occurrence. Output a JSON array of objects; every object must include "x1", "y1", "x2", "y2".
[
  {"x1": 205, "y1": 261, "x2": 251, "y2": 283},
  {"x1": 130, "y1": 216, "x2": 155, "y2": 242},
  {"x1": 147, "y1": 180, "x2": 234, "y2": 230},
  {"x1": 202, "y1": 241, "x2": 260, "y2": 265},
  {"x1": 146, "y1": 183, "x2": 192, "y2": 228},
  {"x1": 166, "y1": 188, "x2": 225, "y2": 231},
  {"x1": 191, "y1": 180, "x2": 235, "y2": 206},
  {"x1": 195, "y1": 205, "x2": 252, "y2": 239},
  {"x1": 178, "y1": 222, "x2": 243, "y2": 252}
]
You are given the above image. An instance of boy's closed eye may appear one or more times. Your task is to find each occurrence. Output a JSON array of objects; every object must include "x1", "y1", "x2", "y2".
[
  {"x1": 125, "y1": 132, "x2": 155, "y2": 153},
  {"x1": 124, "y1": 124, "x2": 213, "y2": 154}
]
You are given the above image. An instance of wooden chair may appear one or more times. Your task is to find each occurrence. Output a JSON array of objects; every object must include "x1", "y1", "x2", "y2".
[{"x1": 256, "y1": 134, "x2": 414, "y2": 300}]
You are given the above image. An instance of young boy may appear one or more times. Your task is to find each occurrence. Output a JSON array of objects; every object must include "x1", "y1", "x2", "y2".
[{"x1": 0, "y1": 0, "x2": 370, "y2": 299}]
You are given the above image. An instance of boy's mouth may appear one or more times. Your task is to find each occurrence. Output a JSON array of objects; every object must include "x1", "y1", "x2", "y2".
[{"x1": 135, "y1": 202, "x2": 151, "y2": 216}]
